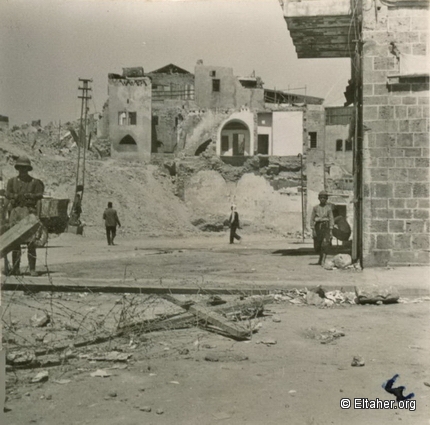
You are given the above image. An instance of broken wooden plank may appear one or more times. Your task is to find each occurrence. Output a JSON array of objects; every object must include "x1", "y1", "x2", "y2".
[
  {"x1": 0, "y1": 214, "x2": 41, "y2": 258},
  {"x1": 121, "y1": 295, "x2": 274, "y2": 334},
  {"x1": 161, "y1": 294, "x2": 195, "y2": 309},
  {"x1": 187, "y1": 304, "x2": 250, "y2": 339}
]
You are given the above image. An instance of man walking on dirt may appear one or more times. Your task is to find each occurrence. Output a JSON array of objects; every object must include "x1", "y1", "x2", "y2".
[
  {"x1": 229, "y1": 204, "x2": 241, "y2": 244},
  {"x1": 103, "y1": 202, "x2": 121, "y2": 245},
  {"x1": 5, "y1": 156, "x2": 44, "y2": 276},
  {"x1": 310, "y1": 191, "x2": 334, "y2": 266}
]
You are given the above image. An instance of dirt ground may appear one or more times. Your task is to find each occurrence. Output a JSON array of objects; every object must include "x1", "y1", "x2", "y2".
[{"x1": 2, "y1": 233, "x2": 430, "y2": 425}]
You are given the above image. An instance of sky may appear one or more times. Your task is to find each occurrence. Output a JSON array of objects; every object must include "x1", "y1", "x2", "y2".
[{"x1": 0, "y1": 0, "x2": 351, "y2": 126}]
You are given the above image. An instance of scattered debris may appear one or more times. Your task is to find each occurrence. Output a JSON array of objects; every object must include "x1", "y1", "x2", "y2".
[
  {"x1": 272, "y1": 317, "x2": 281, "y2": 323},
  {"x1": 319, "y1": 329, "x2": 345, "y2": 344},
  {"x1": 355, "y1": 284, "x2": 400, "y2": 305},
  {"x1": 140, "y1": 406, "x2": 152, "y2": 412},
  {"x1": 90, "y1": 369, "x2": 111, "y2": 378},
  {"x1": 31, "y1": 370, "x2": 49, "y2": 383},
  {"x1": 207, "y1": 295, "x2": 227, "y2": 306},
  {"x1": 424, "y1": 382, "x2": 430, "y2": 387},
  {"x1": 306, "y1": 290, "x2": 324, "y2": 306},
  {"x1": 156, "y1": 408, "x2": 164, "y2": 415},
  {"x1": 53, "y1": 379, "x2": 71, "y2": 385},
  {"x1": 351, "y1": 356, "x2": 365, "y2": 367},
  {"x1": 6, "y1": 350, "x2": 37, "y2": 367},
  {"x1": 257, "y1": 339, "x2": 277, "y2": 346},
  {"x1": 86, "y1": 351, "x2": 132, "y2": 362},
  {"x1": 108, "y1": 391, "x2": 117, "y2": 398},
  {"x1": 204, "y1": 352, "x2": 249, "y2": 362},
  {"x1": 332, "y1": 254, "x2": 352, "y2": 269},
  {"x1": 30, "y1": 313, "x2": 50, "y2": 328}
]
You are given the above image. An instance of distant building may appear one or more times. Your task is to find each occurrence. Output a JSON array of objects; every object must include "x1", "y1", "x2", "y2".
[{"x1": 107, "y1": 67, "x2": 152, "y2": 159}]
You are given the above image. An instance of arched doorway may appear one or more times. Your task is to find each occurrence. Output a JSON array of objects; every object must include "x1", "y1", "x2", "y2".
[
  {"x1": 219, "y1": 120, "x2": 250, "y2": 156},
  {"x1": 119, "y1": 135, "x2": 137, "y2": 145},
  {"x1": 195, "y1": 139, "x2": 212, "y2": 156}
]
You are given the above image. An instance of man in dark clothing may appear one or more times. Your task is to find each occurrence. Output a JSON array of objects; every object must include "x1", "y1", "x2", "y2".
[
  {"x1": 310, "y1": 191, "x2": 334, "y2": 266},
  {"x1": 103, "y1": 202, "x2": 121, "y2": 245},
  {"x1": 5, "y1": 156, "x2": 44, "y2": 276},
  {"x1": 332, "y1": 207, "x2": 351, "y2": 242},
  {"x1": 229, "y1": 205, "x2": 241, "y2": 244}
]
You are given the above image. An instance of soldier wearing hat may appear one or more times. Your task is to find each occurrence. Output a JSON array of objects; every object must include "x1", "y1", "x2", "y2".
[
  {"x1": 5, "y1": 156, "x2": 44, "y2": 276},
  {"x1": 310, "y1": 190, "x2": 334, "y2": 266}
]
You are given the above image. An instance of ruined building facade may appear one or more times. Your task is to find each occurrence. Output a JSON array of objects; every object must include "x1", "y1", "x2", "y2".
[{"x1": 100, "y1": 61, "x2": 353, "y2": 236}]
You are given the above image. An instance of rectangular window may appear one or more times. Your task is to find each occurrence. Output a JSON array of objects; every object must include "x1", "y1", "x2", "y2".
[
  {"x1": 118, "y1": 112, "x2": 127, "y2": 126},
  {"x1": 345, "y1": 139, "x2": 353, "y2": 151},
  {"x1": 212, "y1": 79, "x2": 220, "y2": 92},
  {"x1": 128, "y1": 112, "x2": 137, "y2": 125},
  {"x1": 336, "y1": 139, "x2": 343, "y2": 152},
  {"x1": 153, "y1": 115, "x2": 159, "y2": 126},
  {"x1": 210, "y1": 70, "x2": 216, "y2": 77},
  {"x1": 221, "y1": 135, "x2": 229, "y2": 154},
  {"x1": 309, "y1": 132, "x2": 317, "y2": 149}
]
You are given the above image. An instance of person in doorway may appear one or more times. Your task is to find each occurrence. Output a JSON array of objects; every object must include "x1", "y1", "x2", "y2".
[
  {"x1": 229, "y1": 205, "x2": 242, "y2": 244},
  {"x1": 310, "y1": 191, "x2": 334, "y2": 266},
  {"x1": 332, "y1": 207, "x2": 351, "y2": 242},
  {"x1": 5, "y1": 156, "x2": 45, "y2": 276},
  {"x1": 103, "y1": 202, "x2": 121, "y2": 245}
]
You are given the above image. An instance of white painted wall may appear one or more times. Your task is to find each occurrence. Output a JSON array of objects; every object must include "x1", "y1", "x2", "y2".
[{"x1": 272, "y1": 111, "x2": 303, "y2": 156}]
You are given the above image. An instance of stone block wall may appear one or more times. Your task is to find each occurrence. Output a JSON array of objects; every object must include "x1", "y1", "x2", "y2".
[{"x1": 362, "y1": 3, "x2": 429, "y2": 266}]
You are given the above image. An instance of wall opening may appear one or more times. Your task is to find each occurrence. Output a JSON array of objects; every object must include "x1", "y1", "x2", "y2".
[
  {"x1": 257, "y1": 134, "x2": 269, "y2": 154},
  {"x1": 195, "y1": 139, "x2": 212, "y2": 156},
  {"x1": 119, "y1": 135, "x2": 137, "y2": 145},
  {"x1": 220, "y1": 120, "x2": 250, "y2": 157},
  {"x1": 309, "y1": 132, "x2": 318, "y2": 149}
]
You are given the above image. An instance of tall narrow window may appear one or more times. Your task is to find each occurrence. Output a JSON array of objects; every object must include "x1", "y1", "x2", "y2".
[
  {"x1": 153, "y1": 116, "x2": 159, "y2": 125},
  {"x1": 128, "y1": 112, "x2": 137, "y2": 125},
  {"x1": 336, "y1": 139, "x2": 343, "y2": 152},
  {"x1": 345, "y1": 139, "x2": 353, "y2": 151},
  {"x1": 212, "y1": 79, "x2": 220, "y2": 92},
  {"x1": 221, "y1": 135, "x2": 229, "y2": 154},
  {"x1": 309, "y1": 132, "x2": 317, "y2": 149},
  {"x1": 118, "y1": 112, "x2": 127, "y2": 126}
]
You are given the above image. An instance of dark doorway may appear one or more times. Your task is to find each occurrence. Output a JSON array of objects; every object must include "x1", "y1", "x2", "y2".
[
  {"x1": 258, "y1": 134, "x2": 269, "y2": 154},
  {"x1": 119, "y1": 135, "x2": 137, "y2": 145},
  {"x1": 195, "y1": 139, "x2": 212, "y2": 156}
]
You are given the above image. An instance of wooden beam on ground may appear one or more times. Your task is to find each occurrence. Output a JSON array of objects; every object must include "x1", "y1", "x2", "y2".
[
  {"x1": 162, "y1": 295, "x2": 270, "y2": 340},
  {"x1": 121, "y1": 295, "x2": 274, "y2": 334},
  {"x1": 187, "y1": 304, "x2": 250, "y2": 339},
  {"x1": 2, "y1": 280, "x2": 276, "y2": 296},
  {"x1": 0, "y1": 214, "x2": 41, "y2": 258}
]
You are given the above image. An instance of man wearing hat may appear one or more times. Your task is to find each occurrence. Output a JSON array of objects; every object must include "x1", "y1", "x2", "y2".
[
  {"x1": 5, "y1": 156, "x2": 44, "y2": 276},
  {"x1": 310, "y1": 190, "x2": 334, "y2": 266}
]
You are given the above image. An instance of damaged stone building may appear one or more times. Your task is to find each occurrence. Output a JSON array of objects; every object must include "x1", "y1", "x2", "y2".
[
  {"x1": 99, "y1": 61, "x2": 354, "y2": 236},
  {"x1": 283, "y1": 0, "x2": 429, "y2": 266}
]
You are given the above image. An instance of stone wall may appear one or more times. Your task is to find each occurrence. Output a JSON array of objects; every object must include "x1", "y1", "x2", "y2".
[{"x1": 362, "y1": 3, "x2": 429, "y2": 266}]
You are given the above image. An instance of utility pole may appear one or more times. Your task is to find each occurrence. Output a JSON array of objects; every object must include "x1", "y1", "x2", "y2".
[{"x1": 69, "y1": 78, "x2": 92, "y2": 229}]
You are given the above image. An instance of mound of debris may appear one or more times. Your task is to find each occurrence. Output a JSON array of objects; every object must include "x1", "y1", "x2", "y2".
[{"x1": 0, "y1": 124, "x2": 196, "y2": 237}]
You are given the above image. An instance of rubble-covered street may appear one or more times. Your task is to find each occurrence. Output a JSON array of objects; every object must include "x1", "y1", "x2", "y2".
[{"x1": 2, "y1": 235, "x2": 430, "y2": 425}]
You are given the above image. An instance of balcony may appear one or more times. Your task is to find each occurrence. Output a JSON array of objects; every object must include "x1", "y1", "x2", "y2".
[{"x1": 282, "y1": 0, "x2": 355, "y2": 58}]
